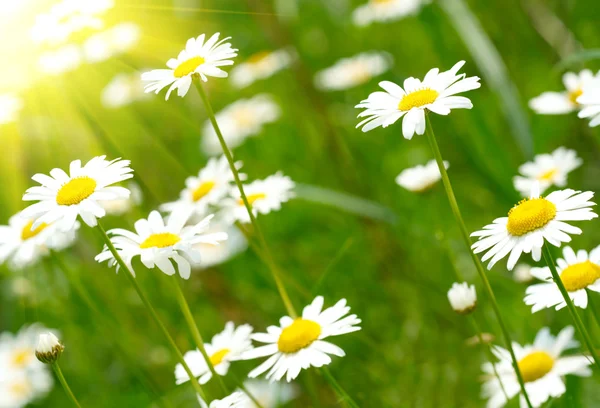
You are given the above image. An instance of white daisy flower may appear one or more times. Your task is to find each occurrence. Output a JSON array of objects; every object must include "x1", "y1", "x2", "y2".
[
  {"x1": 356, "y1": 60, "x2": 481, "y2": 139},
  {"x1": 38, "y1": 45, "x2": 81, "y2": 76},
  {"x1": 447, "y1": 282, "x2": 477, "y2": 314},
  {"x1": 21, "y1": 155, "x2": 134, "y2": 231},
  {"x1": 352, "y1": 0, "x2": 428, "y2": 26},
  {"x1": 161, "y1": 156, "x2": 244, "y2": 217},
  {"x1": 471, "y1": 184, "x2": 597, "y2": 271},
  {"x1": 524, "y1": 246, "x2": 600, "y2": 312},
  {"x1": 0, "y1": 94, "x2": 23, "y2": 125},
  {"x1": 577, "y1": 85, "x2": 600, "y2": 128},
  {"x1": 101, "y1": 72, "x2": 149, "y2": 108},
  {"x1": 242, "y1": 296, "x2": 361, "y2": 382},
  {"x1": 198, "y1": 391, "x2": 248, "y2": 408},
  {"x1": 395, "y1": 159, "x2": 448, "y2": 193},
  {"x1": 201, "y1": 95, "x2": 280, "y2": 156},
  {"x1": 529, "y1": 70, "x2": 599, "y2": 115},
  {"x1": 242, "y1": 380, "x2": 298, "y2": 408},
  {"x1": 175, "y1": 322, "x2": 253, "y2": 385},
  {"x1": 482, "y1": 326, "x2": 591, "y2": 408},
  {"x1": 0, "y1": 368, "x2": 52, "y2": 408},
  {"x1": 513, "y1": 147, "x2": 582, "y2": 197},
  {"x1": 513, "y1": 264, "x2": 534, "y2": 283},
  {"x1": 0, "y1": 211, "x2": 78, "y2": 269},
  {"x1": 192, "y1": 224, "x2": 247, "y2": 269},
  {"x1": 0, "y1": 324, "x2": 57, "y2": 373},
  {"x1": 83, "y1": 22, "x2": 141, "y2": 63},
  {"x1": 221, "y1": 172, "x2": 295, "y2": 224},
  {"x1": 314, "y1": 51, "x2": 392, "y2": 91},
  {"x1": 230, "y1": 48, "x2": 294, "y2": 89},
  {"x1": 99, "y1": 182, "x2": 142, "y2": 216},
  {"x1": 95, "y1": 210, "x2": 227, "y2": 279},
  {"x1": 142, "y1": 33, "x2": 238, "y2": 100}
]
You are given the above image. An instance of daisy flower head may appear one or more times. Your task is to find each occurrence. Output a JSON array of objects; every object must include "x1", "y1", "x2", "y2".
[
  {"x1": 525, "y1": 246, "x2": 600, "y2": 312},
  {"x1": 314, "y1": 51, "x2": 392, "y2": 91},
  {"x1": 529, "y1": 69, "x2": 599, "y2": 115},
  {"x1": 482, "y1": 326, "x2": 591, "y2": 408},
  {"x1": 577, "y1": 83, "x2": 600, "y2": 128},
  {"x1": 21, "y1": 156, "x2": 133, "y2": 231},
  {"x1": 161, "y1": 156, "x2": 245, "y2": 217},
  {"x1": 242, "y1": 296, "x2": 361, "y2": 382},
  {"x1": 0, "y1": 324, "x2": 57, "y2": 373},
  {"x1": 95, "y1": 209, "x2": 227, "y2": 279},
  {"x1": 142, "y1": 33, "x2": 238, "y2": 100},
  {"x1": 229, "y1": 48, "x2": 294, "y2": 89},
  {"x1": 356, "y1": 61, "x2": 481, "y2": 139},
  {"x1": 352, "y1": 0, "x2": 429, "y2": 27},
  {"x1": 198, "y1": 391, "x2": 248, "y2": 408},
  {"x1": 447, "y1": 282, "x2": 477, "y2": 314},
  {"x1": 201, "y1": 95, "x2": 280, "y2": 156},
  {"x1": 0, "y1": 94, "x2": 23, "y2": 125},
  {"x1": 221, "y1": 172, "x2": 295, "y2": 224},
  {"x1": 471, "y1": 183, "x2": 597, "y2": 271},
  {"x1": 0, "y1": 368, "x2": 52, "y2": 408},
  {"x1": 513, "y1": 147, "x2": 582, "y2": 197},
  {"x1": 101, "y1": 72, "x2": 149, "y2": 109},
  {"x1": 395, "y1": 159, "x2": 448, "y2": 193},
  {"x1": 176, "y1": 322, "x2": 253, "y2": 385}
]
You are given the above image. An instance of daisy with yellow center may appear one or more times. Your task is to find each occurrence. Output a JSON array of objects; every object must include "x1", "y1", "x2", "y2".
[
  {"x1": 95, "y1": 209, "x2": 227, "y2": 279},
  {"x1": 176, "y1": 322, "x2": 253, "y2": 385},
  {"x1": 513, "y1": 147, "x2": 582, "y2": 197},
  {"x1": 577, "y1": 83, "x2": 600, "y2": 128},
  {"x1": 21, "y1": 156, "x2": 133, "y2": 231},
  {"x1": 529, "y1": 69, "x2": 600, "y2": 115},
  {"x1": 142, "y1": 33, "x2": 238, "y2": 100},
  {"x1": 352, "y1": 0, "x2": 429, "y2": 27},
  {"x1": 241, "y1": 296, "x2": 361, "y2": 382},
  {"x1": 356, "y1": 60, "x2": 481, "y2": 139},
  {"x1": 482, "y1": 326, "x2": 591, "y2": 408},
  {"x1": 221, "y1": 172, "x2": 295, "y2": 224},
  {"x1": 0, "y1": 369, "x2": 52, "y2": 408},
  {"x1": 395, "y1": 159, "x2": 449, "y2": 193},
  {"x1": 471, "y1": 183, "x2": 597, "y2": 271},
  {"x1": 229, "y1": 48, "x2": 294, "y2": 89},
  {"x1": 525, "y1": 246, "x2": 600, "y2": 312},
  {"x1": 314, "y1": 51, "x2": 392, "y2": 91}
]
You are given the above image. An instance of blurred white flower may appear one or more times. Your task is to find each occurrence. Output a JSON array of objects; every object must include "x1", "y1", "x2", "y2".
[
  {"x1": 176, "y1": 322, "x2": 253, "y2": 385},
  {"x1": 577, "y1": 84, "x2": 600, "y2": 128},
  {"x1": 513, "y1": 147, "x2": 582, "y2": 197},
  {"x1": 0, "y1": 324, "x2": 58, "y2": 374},
  {"x1": 142, "y1": 33, "x2": 238, "y2": 100},
  {"x1": 0, "y1": 94, "x2": 23, "y2": 125},
  {"x1": 99, "y1": 182, "x2": 142, "y2": 215},
  {"x1": 513, "y1": 264, "x2": 534, "y2": 283},
  {"x1": 529, "y1": 70, "x2": 600, "y2": 115},
  {"x1": 230, "y1": 48, "x2": 294, "y2": 88},
  {"x1": 221, "y1": 172, "x2": 295, "y2": 224},
  {"x1": 447, "y1": 282, "x2": 476, "y2": 314},
  {"x1": 352, "y1": 0, "x2": 429, "y2": 27},
  {"x1": 102, "y1": 72, "x2": 148, "y2": 108},
  {"x1": 201, "y1": 94, "x2": 280, "y2": 155},
  {"x1": 198, "y1": 391, "x2": 248, "y2": 408},
  {"x1": 315, "y1": 51, "x2": 392, "y2": 91},
  {"x1": 0, "y1": 368, "x2": 52, "y2": 408},
  {"x1": 83, "y1": 23, "x2": 141, "y2": 64},
  {"x1": 192, "y1": 224, "x2": 247, "y2": 269},
  {"x1": 243, "y1": 379, "x2": 298, "y2": 407},
  {"x1": 395, "y1": 159, "x2": 448, "y2": 193},
  {"x1": 38, "y1": 45, "x2": 82, "y2": 75},
  {"x1": 356, "y1": 61, "x2": 481, "y2": 139}
]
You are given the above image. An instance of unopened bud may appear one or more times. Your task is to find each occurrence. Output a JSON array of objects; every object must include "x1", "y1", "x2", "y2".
[{"x1": 35, "y1": 332, "x2": 64, "y2": 364}]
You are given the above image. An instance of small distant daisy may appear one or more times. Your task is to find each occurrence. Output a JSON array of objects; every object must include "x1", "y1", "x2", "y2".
[
  {"x1": 577, "y1": 85, "x2": 600, "y2": 128},
  {"x1": 314, "y1": 51, "x2": 392, "y2": 91},
  {"x1": 0, "y1": 368, "x2": 52, "y2": 408},
  {"x1": 395, "y1": 159, "x2": 448, "y2": 193},
  {"x1": 447, "y1": 282, "x2": 477, "y2": 314},
  {"x1": 471, "y1": 184, "x2": 597, "y2": 271},
  {"x1": 38, "y1": 45, "x2": 82, "y2": 75},
  {"x1": 95, "y1": 210, "x2": 227, "y2": 279},
  {"x1": 161, "y1": 156, "x2": 245, "y2": 217},
  {"x1": 192, "y1": 224, "x2": 247, "y2": 269},
  {"x1": 198, "y1": 391, "x2": 248, "y2": 408},
  {"x1": 356, "y1": 60, "x2": 481, "y2": 139},
  {"x1": 221, "y1": 172, "x2": 295, "y2": 224},
  {"x1": 176, "y1": 322, "x2": 253, "y2": 385},
  {"x1": 482, "y1": 326, "x2": 591, "y2": 408},
  {"x1": 513, "y1": 264, "x2": 534, "y2": 283},
  {"x1": 352, "y1": 0, "x2": 428, "y2": 27},
  {"x1": 21, "y1": 156, "x2": 133, "y2": 231},
  {"x1": 0, "y1": 94, "x2": 23, "y2": 125},
  {"x1": 513, "y1": 147, "x2": 582, "y2": 197},
  {"x1": 230, "y1": 48, "x2": 294, "y2": 89},
  {"x1": 0, "y1": 324, "x2": 56, "y2": 373},
  {"x1": 142, "y1": 33, "x2": 238, "y2": 100},
  {"x1": 84, "y1": 22, "x2": 141, "y2": 63},
  {"x1": 529, "y1": 70, "x2": 599, "y2": 115},
  {"x1": 525, "y1": 246, "x2": 600, "y2": 312},
  {"x1": 201, "y1": 95, "x2": 280, "y2": 156},
  {"x1": 243, "y1": 380, "x2": 298, "y2": 408},
  {"x1": 101, "y1": 72, "x2": 149, "y2": 108},
  {"x1": 242, "y1": 296, "x2": 361, "y2": 382}
]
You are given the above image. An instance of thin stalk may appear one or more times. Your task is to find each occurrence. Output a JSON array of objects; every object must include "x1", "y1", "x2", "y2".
[
  {"x1": 52, "y1": 363, "x2": 82, "y2": 408},
  {"x1": 96, "y1": 222, "x2": 207, "y2": 400},
  {"x1": 470, "y1": 317, "x2": 509, "y2": 402},
  {"x1": 170, "y1": 278, "x2": 228, "y2": 396},
  {"x1": 194, "y1": 78, "x2": 296, "y2": 318},
  {"x1": 303, "y1": 371, "x2": 321, "y2": 408},
  {"x1": 586, "y1": 289, "x2": 600, "y2": 332},
  {"x1": 320, "y1": 367, "x2": 360, "y2": 408},
  {"x1": 424, "y1": 115, "x2": 533, "y2": 408},
  {"x1": 542, "y1": 245, "x2": 600, "y2": 370}
]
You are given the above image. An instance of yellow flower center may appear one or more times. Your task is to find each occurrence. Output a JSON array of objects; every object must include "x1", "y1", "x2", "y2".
[
  {"x1": 372, "y1": 0, "x2": 393, "y2": 3},
  {"x1": 238, "y1": 193, "x2": 267, "y2": 206},
  {"x1": 209, "y1": 348, "x2": 230, "y2": 366},
  {"x1": 398, "y1": 88, "x2": 439, "y2": 111},
  {"x1": 139, "y1": 233, "x2": 181, "y2": 249},
  {"x1": 568, "y1": 88, "x2": 583, "y2": 105},
  {"x1": 192, "y1": 181, "x2": 215, "y2": 202},
  {"x1": 174, "y1": 56, "x2": 205, "y2": 78},
  {"x1": 560, "y1": 260, "x2": 600, "y2": 292},
  {"x1": 247, "y1": 51, "x2": 271, "y2": 64},
  {"x1": 10, "y1": 381, "x2": 30, "y2": 396},
  {"x1": 56, "y1": 176, "x2": 97, "y2": 206},
  {"x1": 20, "y1": 220, "x2": 48, "y2": 241},
  {"x1": 517, "y1": 351, "x2": 554, "y2": 383},
  {"x1": 277, "y1": 318, "x2": 322, "y2": 353},
  {"x1": 537, "y1": 168, "x2": 557, "y2": 181},
  {"x1": 11, "y1": 348, "x2": 33, "y2": 367},
  {"x1": 506, "y1": 198, "x2": 556, "y2": 236}
]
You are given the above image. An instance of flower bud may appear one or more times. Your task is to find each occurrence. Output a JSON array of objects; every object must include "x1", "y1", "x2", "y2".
[
  {"x1": 447, "y1": 282, "x2": 477, "y2": 315},
  {"x1": 35, "y1": 332, "x2": 64, "y2": 364}
]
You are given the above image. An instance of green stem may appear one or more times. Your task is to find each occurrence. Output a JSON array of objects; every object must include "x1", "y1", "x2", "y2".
[
  {"x1": 96, "y1": 222, "x2": 207, "y2": 400},
  {"x1": 542, "y1": 245, "x2": 600, "y2": 370},
  {"x1": 424, "y1": 115, "x2": 533, "y2": 408},
  {"x1": 470, "y1": 317, "x2": 509, "y2": 402},
  {"x1": 321, "y1": 367, "x2": 360, "y2": 408},
  {"x1": 52, "y1": 363, "x2": 82, "y2": 408},
  {"x1": 586, "y1": 289, "x2": 600, "y2": 332},
  {"x1": 194, "y1": 78, "x2": 296, "y2": 318}
]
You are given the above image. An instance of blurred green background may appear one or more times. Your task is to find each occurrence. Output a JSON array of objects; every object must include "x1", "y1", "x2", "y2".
[{"x1": 2, "y1": 0, "x2": 600, "y2": 406}]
